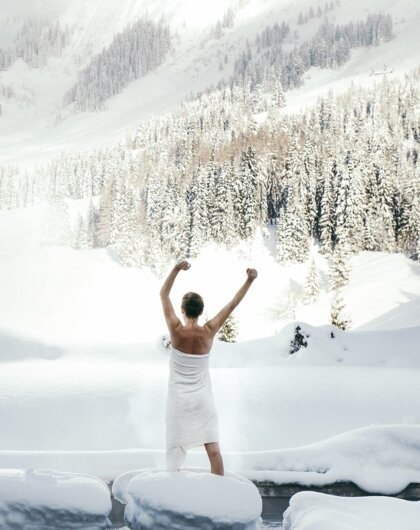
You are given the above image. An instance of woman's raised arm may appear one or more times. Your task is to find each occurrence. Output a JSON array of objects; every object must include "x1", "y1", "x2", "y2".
[
  {"x1": 204, "y1": 268, "x2": 257, "y2": 336},
  {"x1": 160, "y1": 261, "x2": 191, "y2": 333}
]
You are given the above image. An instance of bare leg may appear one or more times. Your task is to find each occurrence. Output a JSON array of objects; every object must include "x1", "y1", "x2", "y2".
[{"x1": 205, "y1": 442, "x2": 224, "y2": 476}]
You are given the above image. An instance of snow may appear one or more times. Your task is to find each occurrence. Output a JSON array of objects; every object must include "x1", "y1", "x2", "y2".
[
  {"x1": 0, "y1": 352, "x2": 420, "y2": 480},
  {"x1": 0, "y1": 207, "x2": 420, "y2": 475},
  {"x1": 211, "y1": 323, "x2": 420, "y2": 368},
  {"x1": 283, "y1": 491, "x2": 420, "y2": 530},
  {"x1": 1, "y1": 207, "x2": 420, "y2": 345},
  {"x1": 237, "y1": 424, "x2": 420, "y2": 494},
  {"x1": 0, "y1": 0, "x2": 419, "y2": 521},
  {"x1": 0, "y1": 468, "x2": 111, "y2": 529},
  {"x1": 113, "y1": 469, "x2": 262, "y2": 530}
]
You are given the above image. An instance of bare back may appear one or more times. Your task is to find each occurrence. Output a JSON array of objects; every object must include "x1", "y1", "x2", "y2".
[
  {"x1": 170, "y1": 323, "x2": 214, "y2": 355},
  {"x1": 160, "y1": 261, "x2": 257, "y2": 356}
]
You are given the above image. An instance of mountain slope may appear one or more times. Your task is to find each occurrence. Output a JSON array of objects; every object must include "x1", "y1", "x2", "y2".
[{"x1": 0, "y1": 0, "x2": 420, "y2": 166}]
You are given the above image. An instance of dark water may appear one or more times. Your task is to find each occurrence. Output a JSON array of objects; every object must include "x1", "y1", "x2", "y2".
[
  {"x1": 109, "y1": 495, "x2": 286, "y2": 529},
  {"x1": 110, "y1": 517, "x2": 283, "y2": 529},
  {"x1": 261, "y1": 520, "x2": 283, "y2": 529},
  {"x1": 109, "y1": 497, "x2": 286, "y2": 528},
  {"x1": 111, "y1": 521, "x2": 283, "y2": 530}
]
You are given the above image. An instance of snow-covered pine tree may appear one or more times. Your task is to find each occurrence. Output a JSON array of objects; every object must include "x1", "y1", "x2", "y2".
[
  {"x1": 86, "y1": 198, "x2": 99, "y2": 248},
  {"x1": 188, "y1": 165, "x2": 212, "y2": 258},
  {"x1": 237, "y1": 146, "x2": 261, "y2": 240},
  {"x1": 329, "y1": 242, "x2": 352, "y2": 291},
  {"x1": 330, "y1": 289, "x2": 351, "y2": 330},
  {"x1": 96, "y1": 189, "x2": 113, "y2": 248},
  {"x1": 304, "y1": 258, "x2": 321, "y2": 303},
  {"x1": 217, "y1": 314, "x2": 238, "y2": 342},
  {"x1": 116, "y1": 191, "x2": 146, "y2": 267},
  {"x1": 319, "y1": 164, "x2": 333, "y2": 254},
  {"x1": 334, "y1": 149, "x2": 364, "y2": 253},
  {"x1": 276, "y1": 141, "x2": 310, "y2": 263}
]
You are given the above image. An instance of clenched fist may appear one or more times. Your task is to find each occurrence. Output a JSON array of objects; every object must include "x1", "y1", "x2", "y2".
[
  {"x1": 174, "y1": 260, "x2": 191, "y2": 271},
  {"x1": 246, "y1": 268, "x2": 258, "y2": 280}
]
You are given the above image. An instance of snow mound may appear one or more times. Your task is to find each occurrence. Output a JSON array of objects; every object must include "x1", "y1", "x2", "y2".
[
  {"x1": 113, "y1": 468, "x2": 262, "y2": 530},
  {"x1": 241, "y1": 425, "x2": 420, "y2": 494},
  {"x1": 0, "y1": 468, "x2": 111, "y2": 529},
  {"x1": 283, "y1": 491, "x2": 420, "y2": 530},
  {"x1": 211, "y1": 322, "x2": 420, "y2": 368},
  {"x1": 0, "y1": 329, "x2": 63, "y2": 362}
]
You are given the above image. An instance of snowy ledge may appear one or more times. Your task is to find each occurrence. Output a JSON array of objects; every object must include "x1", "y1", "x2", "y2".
[
  {"x1": 113, "y1": 469, "x2": 263, "y2": 530},
  {"x1": 0, "y1": 468, "x2": 111, "y2": 530},
  {"x1": 237, "y1": 424, "x2": 420, "y2": 495},
  {"x1": 0, "y1": 425, "x2": 419, "y2": 498},
  {"x1": 283, "y1": 491, "x2": 420, "y2": 530}
]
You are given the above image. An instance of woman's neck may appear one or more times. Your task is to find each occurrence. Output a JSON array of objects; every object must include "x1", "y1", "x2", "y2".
[{"x1": 184, "y1": 318, "x2": 198, "y2": 327}]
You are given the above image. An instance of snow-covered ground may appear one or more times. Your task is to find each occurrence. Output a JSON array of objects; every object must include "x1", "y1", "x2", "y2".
[
  {"x1": 0, "y1": 205, "x2": 420, "y2": 484},
  {"x1": 1, "y1": 195, "x2": 417, "y2": 524},
  {"x1": 283, "y1": 491, "x2": 420, "y2": 530}
]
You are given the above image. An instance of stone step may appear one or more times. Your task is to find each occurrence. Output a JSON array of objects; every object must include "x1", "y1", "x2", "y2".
[{"x1": 106, "y1": 480, "x2": 420, "y2": 525}]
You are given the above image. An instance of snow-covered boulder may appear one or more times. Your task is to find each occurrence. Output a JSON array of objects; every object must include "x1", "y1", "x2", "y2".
[
  {"x1": 0, "y1": 468, "x2": 111, "y2": 529},
  {"x1": 283, "y1": 491, "x2": 420, "y2": 530},
  {"x1": 241, "y1": 424, "x2": 420, "y2": 494},
  {"x1": 113, "y1": 468, "x2": 262, "y2": 530}
]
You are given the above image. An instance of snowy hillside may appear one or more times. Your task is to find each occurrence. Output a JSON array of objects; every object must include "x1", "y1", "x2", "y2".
[
  {"x1": 1, "y1": 204, "x2": 420, "y2": 344},
  {"x1": 0, "y1": 199, "x2": 419, "y2": 468},
  {"x1": 1, "y1": 0, "x2": 420, "y2": 165}
]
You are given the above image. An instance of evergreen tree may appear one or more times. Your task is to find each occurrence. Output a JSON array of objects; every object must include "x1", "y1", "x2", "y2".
[
  {"x1": 331, "y1": 289, "x2": 351, "y2": 330},
  {"x1": 96, "y1": 189, "x2": 113, "y2": 247},
  {"x1": 304, "y1": 258, "x2": 321, "y2": 303},
  {"x1": 329, "y1": 243, "x2": 352, "y2": 291},
  {"x1": 276, "y1": 141, "x2": 310, "y2": 263},
  {"x1": 218, "y1": 314, "x2": 238, "y2": 342},
  {"x1": 237, "y1": 146, "x2": 261, "y2": 240}
]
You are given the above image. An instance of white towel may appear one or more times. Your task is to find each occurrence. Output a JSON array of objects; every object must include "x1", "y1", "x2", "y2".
[{"x1": 165, "y1": 347, "x2": 219, "y2": 458}]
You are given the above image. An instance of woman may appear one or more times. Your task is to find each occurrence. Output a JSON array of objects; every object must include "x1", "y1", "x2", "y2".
[{"x1": 159, "y1": 260, "x2": 258, "y2": 475}]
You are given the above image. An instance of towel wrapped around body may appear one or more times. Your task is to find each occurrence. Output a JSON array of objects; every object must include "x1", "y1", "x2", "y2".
[{"x1": 165, "y1": 347, "x2": 219, "y2": 470}]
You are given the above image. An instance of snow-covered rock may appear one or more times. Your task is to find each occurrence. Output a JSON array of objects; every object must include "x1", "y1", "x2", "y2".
[
  {"x1": 0, "y1": 468, "x2": 111, "y2": 530},
  {"x1": 283, "y1": 491, "x2": 420, "y2": 530},
  {"x1": 239, "y1": 424, "x2": 420, "y2": 494},
  {"x1": 113, "y1": 468, "x2": 262, "y2": 530}
]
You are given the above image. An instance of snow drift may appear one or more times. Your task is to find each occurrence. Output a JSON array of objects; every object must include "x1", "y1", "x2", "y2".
[
  {"x1": 283, "y1": 491, "x2": 420, "y2": 530},
  {"x1": 237, "y1": 424, "x2": 420, "y2": 494},
  {"x1": 0, "y1": 468, "x2": 111, "y2": 529},
  {"x1": 113, "y1": 468, "x2": 262, "y2": 530}
]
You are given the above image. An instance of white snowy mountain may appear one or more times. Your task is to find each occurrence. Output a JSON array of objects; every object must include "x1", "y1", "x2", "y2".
[{"x1": 1, "y1": 0, "x2": 420, "y2": 165}]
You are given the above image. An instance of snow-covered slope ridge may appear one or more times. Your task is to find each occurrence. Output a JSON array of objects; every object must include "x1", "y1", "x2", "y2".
[{"x1": 0, "y1": 0, "x2": 419, "y2": 164}]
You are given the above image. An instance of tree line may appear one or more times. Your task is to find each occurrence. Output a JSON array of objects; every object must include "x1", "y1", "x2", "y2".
[{"x1": 63, "y1": 18, "x2": 172, "y2": 112}]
